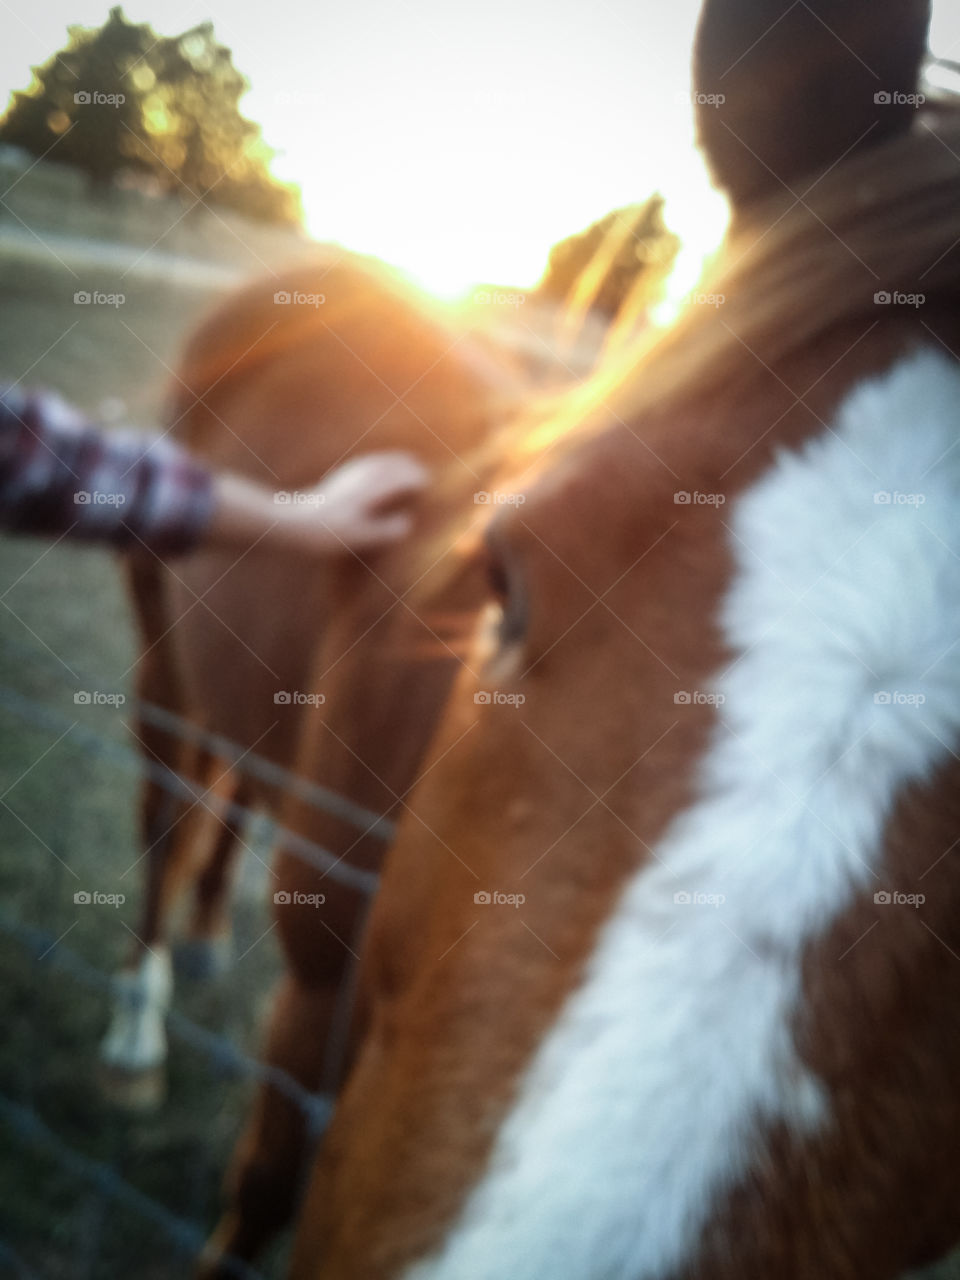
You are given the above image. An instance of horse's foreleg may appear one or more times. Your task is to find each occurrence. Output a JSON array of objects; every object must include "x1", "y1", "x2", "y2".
[
  {"x1": 173, "y1": 774, "x2": 249, "y2": 982},
  {"x1": 100, "y1": 745, "x2": 227, "y2": 1106},
  {"x1": 197, "y1": 975, "x2": 338, "y2": 1278}
]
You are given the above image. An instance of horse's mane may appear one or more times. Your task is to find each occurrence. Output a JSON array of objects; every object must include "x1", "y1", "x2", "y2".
[
  {"x1": 410, "y1": 104, "x2": 960, "y2": 609},
  {"x1": 526, "y1": 104, "x2": 960, "y2": 468}
]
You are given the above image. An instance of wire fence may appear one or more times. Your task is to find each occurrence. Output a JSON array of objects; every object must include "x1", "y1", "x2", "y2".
[{"x1": 0, "y1": 630, "x2": 389, "y2": 1278}]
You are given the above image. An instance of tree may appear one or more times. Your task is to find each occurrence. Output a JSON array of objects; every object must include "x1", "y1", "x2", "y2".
[
  {"x1": 539, "y1": 195, "x2": 680, "y2": 321},
  {"x1": 0, "y1": 7, "x2": 301, "y2": 225}
]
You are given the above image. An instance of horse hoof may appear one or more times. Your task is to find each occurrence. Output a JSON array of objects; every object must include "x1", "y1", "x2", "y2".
[
  {"x1": 98, "y1": 1061, "x2": 167, "y2": 1111},
  {"x1": 174, "y1": 935, "x2": 232, "y2": 982}
]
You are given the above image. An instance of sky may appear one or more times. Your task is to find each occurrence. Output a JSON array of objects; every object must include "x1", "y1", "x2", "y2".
[{"x1": 2, "y1": 1, "x2": 959, "y2": 302}]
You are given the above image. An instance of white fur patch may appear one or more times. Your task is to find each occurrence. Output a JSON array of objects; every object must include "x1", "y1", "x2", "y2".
[
  {"x1": 404, "y1": 349, "x2": 960, "y2": 1279},
  {"x1": 101, "y1": 947, "x2": 173, "y2": 1071}
]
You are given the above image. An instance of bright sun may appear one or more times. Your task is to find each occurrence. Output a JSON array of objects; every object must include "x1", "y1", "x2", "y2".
[
  {"x1": 283, "y1": 125, "x2": 731, "y2": 313},
  {"x1": 239, "y1": 0, "x2": 728, "y2": 308},
  {"x1": 23, "y1": 0, "x2": 957, "y2": 312},
  {"x1": 0, "y1": 0, "x2": 751, "y2": 310}
]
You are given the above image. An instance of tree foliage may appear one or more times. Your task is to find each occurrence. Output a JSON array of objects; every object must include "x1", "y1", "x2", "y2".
[{"x1": 0, "y1": 7, "x2": 301, "y2": 225}]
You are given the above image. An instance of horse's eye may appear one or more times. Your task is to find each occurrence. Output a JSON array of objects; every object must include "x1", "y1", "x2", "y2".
[
  {"x1": 486, "y1": 552, "x2": 511, "y2": 605},
  {"x1": 483, "y1": 530, "x2": 527, "y2": 648}
]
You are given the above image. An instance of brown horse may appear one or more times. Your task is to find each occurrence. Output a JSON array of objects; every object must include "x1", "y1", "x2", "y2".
[
  {"x1": 274, "y1": 3, "x2": 960, "y2": 1278},
  {"x1": 100, "y1": 250, "x2": 603, "y2": 1262}
]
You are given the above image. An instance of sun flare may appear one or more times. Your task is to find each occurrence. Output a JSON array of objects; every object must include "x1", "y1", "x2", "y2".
[{"x1": 22, "y1": 0, "x2": 956, "y2": 315}]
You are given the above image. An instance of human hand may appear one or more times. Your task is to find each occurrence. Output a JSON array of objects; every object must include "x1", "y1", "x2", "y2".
[
  {"x1": 206, "y1": 453, "x2": 429, "y2": 557},
  {"x1": 299, "y1": 451, "x2": 429, "y2": 553}
]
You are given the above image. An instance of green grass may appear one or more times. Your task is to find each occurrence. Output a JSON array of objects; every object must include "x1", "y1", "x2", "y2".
[
  {"x1": 0, "y1": 549, "x2": 290, "y2": 1280},
  {"x1": 0, "y1": 232, "x2": 289, "y2": 1277}
]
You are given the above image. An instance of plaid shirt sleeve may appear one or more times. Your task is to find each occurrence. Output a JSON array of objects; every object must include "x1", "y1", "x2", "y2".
[{"x1": 0, "y1": 387, "x2": 216, "y2": 556}]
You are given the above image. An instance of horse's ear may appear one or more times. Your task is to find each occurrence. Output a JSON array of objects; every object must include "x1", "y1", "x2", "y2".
[{"x1": 693, "y1": 0, "x2": 931, "y2": 208}]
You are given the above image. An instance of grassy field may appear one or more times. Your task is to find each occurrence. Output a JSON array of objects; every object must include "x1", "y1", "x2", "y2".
[{"x1": 0, "y1": 223, "x2": 293, "y2": 1278}]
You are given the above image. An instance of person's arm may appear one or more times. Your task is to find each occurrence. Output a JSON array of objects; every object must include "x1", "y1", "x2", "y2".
[
  {"x1": 207, "y1": 454, "x2": 428, "y2": 555},
  {"x1": 0, "y1": 387, "x2": 214, "y2": 555},
  {"x1": 0, "y1": 387, "x2": 427, "y2": 557}
]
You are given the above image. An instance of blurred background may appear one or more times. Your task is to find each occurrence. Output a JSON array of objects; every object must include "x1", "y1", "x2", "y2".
[{"x1": 1, "y1": 3, "x2": 959, "y2": 1277}]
